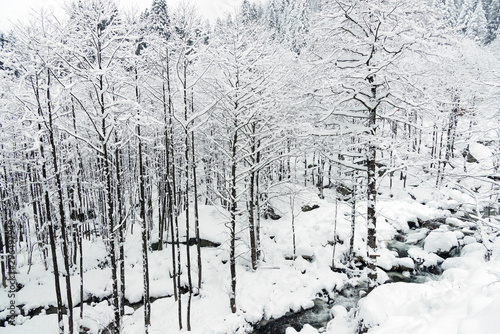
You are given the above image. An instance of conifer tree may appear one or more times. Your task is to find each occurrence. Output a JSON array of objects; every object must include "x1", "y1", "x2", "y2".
[
  {"x1": 457, "y1": 0, "x2": 476, "y2": 31},
  {"x1": 486, "y1": 0, "x2": 500, "y2": 42},
  {"x1": 467, "y1": 0, "x2": 488, "y2": 42}
]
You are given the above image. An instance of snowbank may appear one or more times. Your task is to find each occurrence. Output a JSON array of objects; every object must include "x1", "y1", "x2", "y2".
[{"x1": 357, "y1": 239, "x2": 500, "y2": 334}]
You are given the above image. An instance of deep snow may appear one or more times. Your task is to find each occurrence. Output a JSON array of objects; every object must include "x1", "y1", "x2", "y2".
[{"x1": 1, "y1": 158, "x2": 499, "y2": 334}]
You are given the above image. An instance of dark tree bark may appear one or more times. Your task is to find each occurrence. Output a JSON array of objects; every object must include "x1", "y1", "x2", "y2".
[
  {"x1": 99, "y1": 73, "x2": 120, "y2": 334},
  {"x1": 183, "y1": 63, "x2": 193, "y2": 331},
  {"x1": 255, "y1": 140, "x2": 262, "y2": 260},
  {"x1": 191, "y1": 132, "x2": 202, "y2": 291},
  {"x1": 70, "y1": 99, "x2": 85, "y2": 324},
  {"x1": 0, "y1": 216, "x2": 5, "y2": 288},
  {"x1": 366, "y1": 86, "x2": 378, "y2": 290},
  {"x1": 136, "y1": 68, "x2": 151, "y2": 333},
  {"x1": 172, "y1": 157, "x2": 182, "y2": 330},
  {"x1": 349, "y1": 180, "x2": 356, "y2": 261},
  {"x1": 31, "y1": 74, "x2": 65, "y2": 334},
  {"x1": 114, "y1": 132, "x2": 126, "y2": 318},
  {"x1": 229, "y1": 119, "x2": 238, "y2": 314},
  {"x1": 46, "y1": 69, "x2": 74, "y2": 334},
  {"x1": 248, "y1": 123, "x2": 258, "y2": 270}
]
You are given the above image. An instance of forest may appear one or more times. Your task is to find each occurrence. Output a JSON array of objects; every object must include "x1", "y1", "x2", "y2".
[{"x1": 0, "y1": 0, "x2": 499, "y2": 333}]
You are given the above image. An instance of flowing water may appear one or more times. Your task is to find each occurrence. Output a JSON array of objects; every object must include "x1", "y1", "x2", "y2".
[
  {"x1": 250, "y1": 219, "x2": 462, "y2": 334},
  {"x1": 251, "y1": 298, "x2": 332, "y2": 334}
]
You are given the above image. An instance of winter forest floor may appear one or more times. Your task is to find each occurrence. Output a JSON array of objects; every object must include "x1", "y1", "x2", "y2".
[{"x1": 1, "y1": 163, "x2": 500, "y2": 334}]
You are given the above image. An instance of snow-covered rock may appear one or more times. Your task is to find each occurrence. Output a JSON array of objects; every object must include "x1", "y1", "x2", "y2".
[
  {"x1": 408, "y1": 247, "x2": 443, "y2": 268},
  {"x1": 286, "y1": 324, "x2": 319, "y2": 334},
  {"x1": 463, "y1": 236, "x2": 477, "y2": 245},
  {"x1": 424, "y1": 230, "x2": 459, "y2": 257},
  {"x1": 467, "y1": 142, "x2": 492, "y2": 163},
  {"x1": 326, "y1": 305, "x2": 354, "y2": 334},
  {"x1": 446, "y1": 217, "x2": 469, "y2": 228},
  {"x1": 357, "y1": 235, "x2": 500, "y2": 334}
]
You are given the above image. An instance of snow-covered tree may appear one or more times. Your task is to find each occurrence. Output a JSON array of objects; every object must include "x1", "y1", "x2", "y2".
[
  {"x1": 443, "y1": 0, "x2": 460, "y2": 25},
  {"x1": 285, "y1": 0, "x2": 310, "y2": 54},
  {"x1": 309, "y1": 0, "x2": 453, "y2": 290},
  {"x1": 206, "y1": 11, "x2": 292, "y2": 310},
  {"x1": 62, "y1": 1, "x2": 132, "y2": 331},
  {"x1": 466, "y1": 0, "x2": 488, "y2": 42},
  {"x1": 486, "y1": 0, "x2": 500, "y2": 42},
  {"x1": 241, "y1": 0, "x2": 261, "y2": 24},
  {"x1": 457, "y1": 0, "x2": 476, "y2": 31}
]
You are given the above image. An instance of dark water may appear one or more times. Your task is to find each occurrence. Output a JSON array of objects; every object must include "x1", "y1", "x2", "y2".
[
  {"x1": 250, "y1": 227, "x2": 449, "y2": 334},
  {"x1": 251, "y1": 299, "x2": 331, "y2": 334}
]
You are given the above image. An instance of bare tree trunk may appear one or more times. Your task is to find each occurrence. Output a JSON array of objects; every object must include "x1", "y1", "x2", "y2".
[
  {"x1": 440, "y1": 104, "x2": 459, "y2": 185},
  {"x1": 43, "y1": 169, "x2": 64, "y2": 334},
  {"x1": 136, "y1": 68, "x2": 151, "y2": 333},
  {"x1": 114, "y1": 133, "x2": 126, "y2": 318},
  {"x1": 139, "y1": 125, "x2": 151, "y2": 332},
  {"x1": 78, "y1": 224, "x2": 84, "y2": 320},
  {"x1": 162, "y1": 51, "x2": 178, "y2": 305},
  {"x1": 173, "y1": 164, "x2": 183, "y2": 330},
  {"x1": 248, "y1": 123, "x2": 258, "y2": 270},
  {"x1": 70, "y1": 99, "x2": 86, "y2": 324},
  {"x1": 331, "y1": 180, "x2": 339, "y2": 270},
  {"x1": 46, "y1": 69, "x2": 74, "y2": 334},
  {"x1": 318, "y1": 156, "x2": 325, "y2": 199},
  {"x1": 191, "y1": 132, "x2": 202, "y2": 291},
  {"x1": 32, "y1": 74, "x2": 64, "y2": 334},
  {"x1": 98, "y1": 73, "x2": 120, "y2": 333},
  {"x1": 255, "y1": 141, "x2": 262, "y2": 260},
  {"x1": 28, "y1": 161, "x2": 48, "y2": 271},
  {"x1": 290, "y1": 194, "x2": 297, "y2": 260},
  {"x1": 304, "y1": 153, "x2": 307, "y2": 187},
  {"x1": 183, "y1": 63, "x2": 193, "y2": 331},
  {"x1": 0, "y1": 218, "x2": 5, "y2": 288},
  {"x1": 229, "y1": 123, "x2": 238, "y2": 314},
  {"x1": 349, "y1": 180, "x2": 356, "y2": 261},
  {"x1": 367, "y1": 100, "x2": 378, "y2": 290},
  {"x1": 33, "y1": 170, "x2": 49, "y2": 270},
  {"x1": 430, "y1": 124, "x2": 437, "y2": 170},
  {"x1": 436, "y1": 126, "x2": 445, "y2": 187},
  {"x1": 0, "y1": 167, "x2": 7, "y2": 288}
]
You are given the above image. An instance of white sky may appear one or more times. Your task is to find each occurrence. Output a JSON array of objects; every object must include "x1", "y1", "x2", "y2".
[{"x1": 0, "y1": 0, "x2": 248, "y2": 31}]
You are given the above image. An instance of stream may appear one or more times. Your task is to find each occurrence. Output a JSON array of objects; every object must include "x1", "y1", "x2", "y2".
[
  {"x1": 250, "y1": 216, "x2": 475, "y2": 334},
  {"x1": 249, "y1": 274, "x2": 427, "y2": 334},
  {"x1": 251, "y1": 299, "x2": 332, "y2": 334}
]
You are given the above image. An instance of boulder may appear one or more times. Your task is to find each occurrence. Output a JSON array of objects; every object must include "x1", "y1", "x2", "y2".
[
  {"x1": 301, "y1": 204, "x2": 320, "y2": 212},
  {"x1": 187, "y1": 238, "x2": 221, "y2": 248},
  {"x1": 263, "y1": 206, "x2": 281, "y2": 220},
  {"x1": 423, "y1": 230, "x2": 459, "y2": 258},
  {"x1": 408, "y1": 220, "x2": 419, "y2": 229},
  {"x1": 418, "y1": 217, "x2": 446, "y2": 230},
  {"x1": 336, "y1": 184, "x2": 353, "y2": 197}
]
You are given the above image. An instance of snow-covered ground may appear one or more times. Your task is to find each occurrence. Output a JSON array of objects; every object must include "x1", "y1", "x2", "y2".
[{"x1": 1, "y1": 159, "x2": 499, "y2": 333}]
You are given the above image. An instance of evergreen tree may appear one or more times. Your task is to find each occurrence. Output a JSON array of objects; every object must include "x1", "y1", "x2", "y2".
[
  {"x1": 0, "y1": 33, "x2": 6, "y2": 71},
  {"x1": 267, "y1": 0, "x2": 281, "y2": 33},
  {"x1": 285, "y1": 0, "x2": 310, "y2": 54},
  {"x1": 457, "y1": 0, "x2": 476, "y2": 31},
  {"x1": 486, "y1": 0, "x2": 500, "y2": 42},
  {"x1": 444, "y1": 0, "x2": 460, "y2": 25},
  {"x1": 148, "y1": 0, "x2": 170, "y2": 39},
  {"x1": 467, "y1": 0, "x2": 488, "y2": 42},
  {"x1": 241, "y1": 0, "x2": 259, "y2": 24}
]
